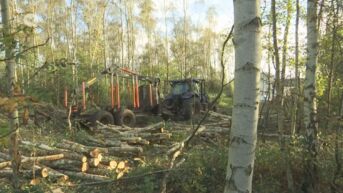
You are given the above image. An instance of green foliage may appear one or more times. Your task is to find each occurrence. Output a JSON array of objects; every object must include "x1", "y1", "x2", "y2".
[
  {"x1": 0, "y1": 122, "x2": 9, "y2": 147},
  {"x1": 167, "y1": 147, "x2": 227, "y2": 193},
  {"x1": 119, "y1": 164, "x2": 163, "y2": 193}
]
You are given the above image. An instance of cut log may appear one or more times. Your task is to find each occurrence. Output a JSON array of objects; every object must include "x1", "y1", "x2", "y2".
[
  {"x1": 89, "y1": 148, "x2": 101, "y2": 158},
  {"x1": 20, "y1": 140, "x2": 87, "y2": 162},
  {"x1": 0, "y1": 161, "x2": 11, "y2": 169},
  {"x1": 86, "y1": 168, "x2": 114, "y2": 176},
  {"x1": 89, "y1": 145, "x2": 143, "y2": 156},
  {"x1": 88, "y1": 158, "x2": 100, "y2": 167},
  {"x1": 144, "y1": 133, "x2": 172, "y2": 142},
  {"x1": 107, "y1": 145, "x2": 143, "y2": 155},
  {"x1": 97, "y1": 163, "x2": 114, "y2": 170},
  {"x1": 56, "y1": 140, "x2": 92, "y2": 154},
  {"x1": 41, "y1": 167, "x2": 49, "y2": 178},
  {"x1": 30, "y1": 178, "x2": 41, "y2": 185},
  {"x1": 82, "y1": 162, "x2": 89, "y2": 172},
  {"x1": 0, "y1": 152, "x2": 10, "y2": 160},
  {"x1": 20, "y1": 140, "x2": 57, "y2": 151},
  {"x1": 101, "y1": 140, "x2": 124, "y2": 147},
  {"x1": 128, "y1": 122, "x2": 164, "y2": 133},
  {"x1": 108, "y1": 160, "x2": 117, "y2": 170},
  {"x1": 100, "y1": 157, "x2": 118, "y2": 169},
  {"x1": 116, "y1": 137, "x2": 150, "y2": 145},
  {"x1": 38, "y1": 165, "x2": 69, "y2": 181},
  {"x1": 61, "y1": 171, "x2": 110, "y2": 181},
  {"x1": 116, "y1": 161, "x2": 126, "y2": 170},
  {"x1": 43, "y1": 159, "x2": 84, "y2": 172},
  {"x1": 21, "y1": 154, "x2": 64, "y2": 163},
  {"x1": 97, "y1": 153, "x2": 103, "y2": 162}
]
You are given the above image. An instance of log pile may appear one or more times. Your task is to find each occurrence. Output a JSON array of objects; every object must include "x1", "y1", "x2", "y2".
[
  {"x1": 0, "y1": 111, "x2": 231, "y2": 185},
  {"x1": 0, "y1": 121, "x2": 173, "y2": 184}
]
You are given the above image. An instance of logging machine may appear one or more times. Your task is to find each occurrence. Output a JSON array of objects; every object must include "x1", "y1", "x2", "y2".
[
  {"x1": 161, "y1": 78, "x2": 215, "y2": 121},
  {"x1": 63, "y1": 63, "x2": 160, "y2": 127}
]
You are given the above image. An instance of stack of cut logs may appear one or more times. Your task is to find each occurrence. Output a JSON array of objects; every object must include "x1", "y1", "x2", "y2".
[
  {"x1": 0, "y1": 122, "x2": 171, "y2": 183},
  {"x1": 0, "y1": 112, "x2": 232, "y2": 185}
]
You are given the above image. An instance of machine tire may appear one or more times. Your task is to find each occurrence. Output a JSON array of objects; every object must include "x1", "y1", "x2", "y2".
[
  {"x1": 150, "y1": 104, "x2": 161, "y2": 115},
  {"x1": 212, "y1": 105, "x2": 217, "y2": 112},
  {"x1": 162, "y1": 99, "x2": 174, "y2": 110},
  {"x1": 89, "y1": 110, "x2": 114, "y2": 125},
  {"x1": 194, "y1": 98, "x2": 201, "y2": 114},
  {"x1": 182, "y1": 97, "x2": 201, "y2": 120},
  {"x1": 114, "y1": 109, "x2": 136, "y2": 127},
  {"x1": 182, "y1": 99, "x2": 193, "y2": 120}
]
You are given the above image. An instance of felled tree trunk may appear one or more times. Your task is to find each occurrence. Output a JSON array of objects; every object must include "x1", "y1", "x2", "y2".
[{"x1": 61, "y1": 171, "x2": 110, "y2": 181}]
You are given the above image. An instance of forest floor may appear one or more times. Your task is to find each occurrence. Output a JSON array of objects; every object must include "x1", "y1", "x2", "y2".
[{"x1": 0, "y1": 100, "x2": 342, "y2": 193}]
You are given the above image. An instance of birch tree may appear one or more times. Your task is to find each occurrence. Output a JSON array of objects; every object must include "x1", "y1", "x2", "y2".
[
  {"x1": 291, "y1": 0, "x2": 300, "y2": 136},
  {"x1": 303, "y1": 0, "x2": 319, "y2": 192},
  {"x1": 1, "y1": 0, "x2": 21, "y2": 191},
  {"x1": 224, "y1": 0, "x2": 261, "y2": 192}
]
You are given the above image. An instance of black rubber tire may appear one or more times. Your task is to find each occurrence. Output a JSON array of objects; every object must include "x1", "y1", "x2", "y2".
[
  {"x1": 162, "y1": 99, "x2": 174, "y2": 110},
  {"x1": 89, "y1": 110, "x2": 114, "y2": 125},
  {"x1": 114, "y1": 109, "x2": 136, "y2": 127},
  {"x1": 150, "y1": 104, "x2": 161, "y2": 115},
  {"x1": 194, "y1": 98, "x2": 201, "y2": 114},
  {"x1": 182, "y1": 99, "x2": 193, "y2": 120},
  {"x1": 182, "y1": 97, "x2": 201, "y2": 120},
  {"x1": 113, "y1": 111, "x2": 122, "y2": 125},
  {"x1": 212, "y1": 105, "x2": 217, "y2": 112}
]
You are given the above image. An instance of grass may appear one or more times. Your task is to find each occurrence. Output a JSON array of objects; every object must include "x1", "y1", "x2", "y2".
[{"x1": 215, "y1": 95, "x2": 233, "y2": 115}]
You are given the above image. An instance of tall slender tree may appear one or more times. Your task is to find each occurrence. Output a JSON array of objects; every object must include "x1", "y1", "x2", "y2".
[
  {"x1": 182, "y1": 0, "x2": 187, "y2": 78},
  {"x1": 224, "y1": 0, "x2": 261, "y2": 192},
  {"x1": 325, "y1": 0, "x2": 339, "y2": 131},
  {"x1": 303, "y1": 0, "x2": 319, "y2": 192},
  {"x1": 139, "y1": 0, "x2": 156, "y2": 76},
  {"x1": 281, "y1": 1, "x2": 295, "y2": 192},
  {"x1": 291, "y1": 0, "x2": 300, "y2": 136},
  {"x1": 1, "y1": 0, "x2": 21, "y2": 191}
]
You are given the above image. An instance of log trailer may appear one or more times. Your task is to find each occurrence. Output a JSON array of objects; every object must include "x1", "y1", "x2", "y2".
[{"x1": 63, "y1": 64, "x2": 160, "y2": 127}]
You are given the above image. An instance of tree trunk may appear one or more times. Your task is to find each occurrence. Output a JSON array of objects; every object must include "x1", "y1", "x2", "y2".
[
  {"x1": 164, "y1": 0, "x2": 169, "y2": 85},
  {"x1": 1, "y1": 0, "x2": 21, "y2": 191},
  {"x1": 182, "y1": 0, "x2": 187, "y2": 78},
  {"x1": 303, "y1": 0, "x2": 319, "y2": 192},
  {"x1": 291, "y1": 0, "x2": 300, "y2": 137},
  {"x1": 223, "y1": 1, "x2": 261, "y2": 192},
  {"x1": 281, "y1": 1, "x2": 295, "y2": 192},
  {"x1": 325, "y1": 0, "x2": 338, "y2": 131},
  {"x1": 331, "y1": 91, "x2": 343, "y2": 193}
]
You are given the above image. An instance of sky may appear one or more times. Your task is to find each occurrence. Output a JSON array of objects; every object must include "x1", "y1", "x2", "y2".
[{"x1": 153, "y1": 0, "x2": 234, "y2": 33}]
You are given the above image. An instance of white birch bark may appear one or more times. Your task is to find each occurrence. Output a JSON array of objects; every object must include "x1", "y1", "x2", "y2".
[
  {"x1": 224, "y1": 0, "x2": 261, "y2": 192},
  {"x1": 303, "y1": 0, "x2": 319, "y2": 192},
  {"x1": 1, "y1": 0, "x2": 21, "y2": 190}
]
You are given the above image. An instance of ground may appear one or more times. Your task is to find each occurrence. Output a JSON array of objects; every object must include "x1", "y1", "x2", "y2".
[{"x1": 0, "y1": 96, "x2": 341, "y2": 193}]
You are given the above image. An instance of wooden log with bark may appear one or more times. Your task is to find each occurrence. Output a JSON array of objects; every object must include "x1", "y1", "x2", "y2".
[
  {"x1": 100, "y1": 157, "x2": 118, "y2": 169},
  {"x1": 42, "y1": 159, "x2": 87, "y2": 172},
  {"x1": 88, "y1": 158, "x2": 100, "y2": 167},
  {"x1": 61, "y1": 171, "x2": 110, "y2": 181},
  {"x1": 86, "y1": 167, "x2": 115, "y2": 176},
  {"x1": 20, "y1": 140, "x2": 88, "y2": 160},
  {"x1": 21, "y1": 154, "x2": 65, "y2": 163},
  {"x1": 0, "y1": 161, "x2": 11, "y2": 169}
]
